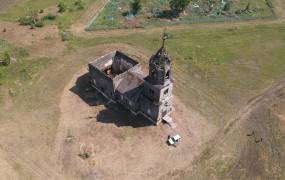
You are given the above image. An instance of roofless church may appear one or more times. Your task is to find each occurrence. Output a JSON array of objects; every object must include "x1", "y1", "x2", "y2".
[{"x1": 88, "y1": 35, "x2": 174, "y2": 125}]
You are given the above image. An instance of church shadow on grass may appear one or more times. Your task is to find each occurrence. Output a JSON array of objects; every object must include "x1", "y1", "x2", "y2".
[
  {"x1": 156, "y1": 10, "x2": 177, "y2": 19},
  {"x1": 70, "y1": 73, "x2": 154, "y2": 128}
]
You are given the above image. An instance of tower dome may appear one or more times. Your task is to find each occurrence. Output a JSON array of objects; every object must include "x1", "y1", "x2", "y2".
[{"x1": 148, "y1": 34, "x2": 172, "y2": 85}]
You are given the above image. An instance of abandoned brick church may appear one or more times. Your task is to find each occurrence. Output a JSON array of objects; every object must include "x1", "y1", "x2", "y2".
[{"x1": 88, "y1": 37, "x2": 173, "y2": 125}]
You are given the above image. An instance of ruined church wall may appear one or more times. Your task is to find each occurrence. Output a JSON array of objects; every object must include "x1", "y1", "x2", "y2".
[
  {"x1": 139, "y1": 97, "x2": 160, "y2": 123},
  {"x1": 89, "y1": 64, "x2": 114, "y2": 98}
]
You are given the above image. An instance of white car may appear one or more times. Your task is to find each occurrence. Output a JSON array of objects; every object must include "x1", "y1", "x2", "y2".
[{"x1": 168, "y1": 134, "x2": 182, "y2": 146}]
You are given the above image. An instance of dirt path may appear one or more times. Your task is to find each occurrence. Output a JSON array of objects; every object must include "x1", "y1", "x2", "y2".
[
  {"x1": 202, "y1": 78, "x2": 285, "y2": 156},
  {"x1": 70, "y1": 0, "x2": 110, "y2": 34},
  {"x1": 224, "y1": 78, "x2": 285, "y2": 134}
]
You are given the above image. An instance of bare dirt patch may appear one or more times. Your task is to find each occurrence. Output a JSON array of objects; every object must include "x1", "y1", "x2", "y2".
[
  {"x1": 0, "y1": 149, "x2": 19, "y2": 180},
  {"x1": 0, "y1": 0, "x2": 18, "y2": 12},
  {"x1": 54, "y1": 65, "x2": 217, "y2": 180},
  {"x1": 0, "y1": 21, "x2": 65, "y2": 57}
]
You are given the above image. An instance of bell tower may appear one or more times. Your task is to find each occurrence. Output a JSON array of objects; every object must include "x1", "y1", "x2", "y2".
[
  {"x1": 141, "y1": 33, "x2": 174, "y2": 124},
  {"x1": 148, "y1": 34, "x2": 172, "y2": 86}
]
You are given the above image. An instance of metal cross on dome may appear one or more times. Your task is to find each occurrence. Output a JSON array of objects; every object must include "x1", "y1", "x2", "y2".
[{"x1": 162, "y1": 30, "x2": 170, "y2": 48}]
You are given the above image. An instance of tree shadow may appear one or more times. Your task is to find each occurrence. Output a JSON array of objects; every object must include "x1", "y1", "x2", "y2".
[
  {"x1": 70, "y1": 73, "x2": 154, "y2": 128},
  {"x1": 156, "y1": 10, "x2": 178, "y2": 19}
]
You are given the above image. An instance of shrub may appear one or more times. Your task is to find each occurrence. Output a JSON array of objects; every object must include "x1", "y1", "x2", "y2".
[
  {"x1": 74, "y1": 0, "x2": 85, "y2": 10},
  {"x1": 8, "y1": 88, "x2": 16, "y2": 97},
  {"x1": 130, "y1": 0, "x2": 142, "y2": 16},
  {"x1": 60, "y1": 30, "x2": 72, "y2": 41},
  {"x1": 43, "y1": 13, "x2": 57, "y2": 20},
  {"x1": 18, "y1": 10, "x2": 44, "y2": 28},
  {"x1": 0, "y1": 52, "x2": 11, "y2": 66},
  {"x1": 169, "y1": 0, "x2": 190, "y2": 17},
  {"x1": 19, "y1": 16, "x2": 32, "y2": 26},
  {"x1": 223, "y1": 2, "x2": 231, "y2": 11},
  {"x1": 17, "y1": 48, "x2": 29, "y2": 57},
  {"x1": 58, "y1": 1, "x2": 66, "y2": 13},
  {"x1": 35, "y1": 19, "x2": 44, "y2": 27},
  {"x1": 265, "y1": 0, "x2": 273, "y2": 9}
]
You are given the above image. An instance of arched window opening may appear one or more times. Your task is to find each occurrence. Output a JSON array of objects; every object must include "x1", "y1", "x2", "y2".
[{"x1": 165, "y1": 70, "x2": 170, "y2": 79}]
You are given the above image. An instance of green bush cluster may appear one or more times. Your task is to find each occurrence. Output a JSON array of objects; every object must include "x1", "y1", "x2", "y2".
[
  {"x1": 18, "y1": 10, "x2": 44, "y2": 28},
  {"x1": 74, "y1": 0, "x2": 85, "y2": 10},
  {"x1": 18, "y1": 9, "x2": 59, "y2": 28},
  {"x1": 43, "y1": 13, "x2": 57, "y2": 20},
  {"x1": 57, "y1": 0, "x2": 84, "y2": 13},
  {"x1": 170, "y1": 0, "x2": 190, "y2": 16},
  {"x1": 265, "y1": 0, "x2": 274, "y2": 8},
  {"x1": 58, "y1": 1, "x2": 67, "y2": 13},
  {"x1": 57, "y1": 0, "x2": 85, "y2": 13},
  {"x1": 130, "y1": 0, "x2": 142, "y2": 16}
]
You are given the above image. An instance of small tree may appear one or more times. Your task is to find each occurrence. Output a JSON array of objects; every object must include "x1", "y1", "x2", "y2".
[
  {"x1": 43, "y1": 13, "x2": 57, "y2": 20},
  {"x1": 58, "y1": 1, "x2": 66, "y2": 13},
  {"x1": 223, "y1": 2, "x2": 231, "y2": 11},
  {"x1": 169, "y1": 0, "x2": 190, "y2": 17},
  {"x1": 130, "y1": 0, "x2": 142, "y2": 16}
]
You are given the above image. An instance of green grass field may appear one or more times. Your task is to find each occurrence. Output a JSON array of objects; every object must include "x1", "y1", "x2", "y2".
[
  {"x1": 1, "y1": 22, "x2": 284, "y2": 125},
  {"x1": 89, "y1": 0, "x2": 275, "y2": 30},
  {"x1": 2, "y1": 23, "x2": 285, "y2": 125},
  {"x1": 71, "y1": 23, "x2": 285, "y2": 124}
]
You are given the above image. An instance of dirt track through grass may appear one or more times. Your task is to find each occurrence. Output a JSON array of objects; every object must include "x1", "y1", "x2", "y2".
[
  {"x1": 71, "y1": 0, "x2": 110, "y2": 33},
  {"x1": 180, "y1": 82, "x2": 285, "y2": 180}
]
